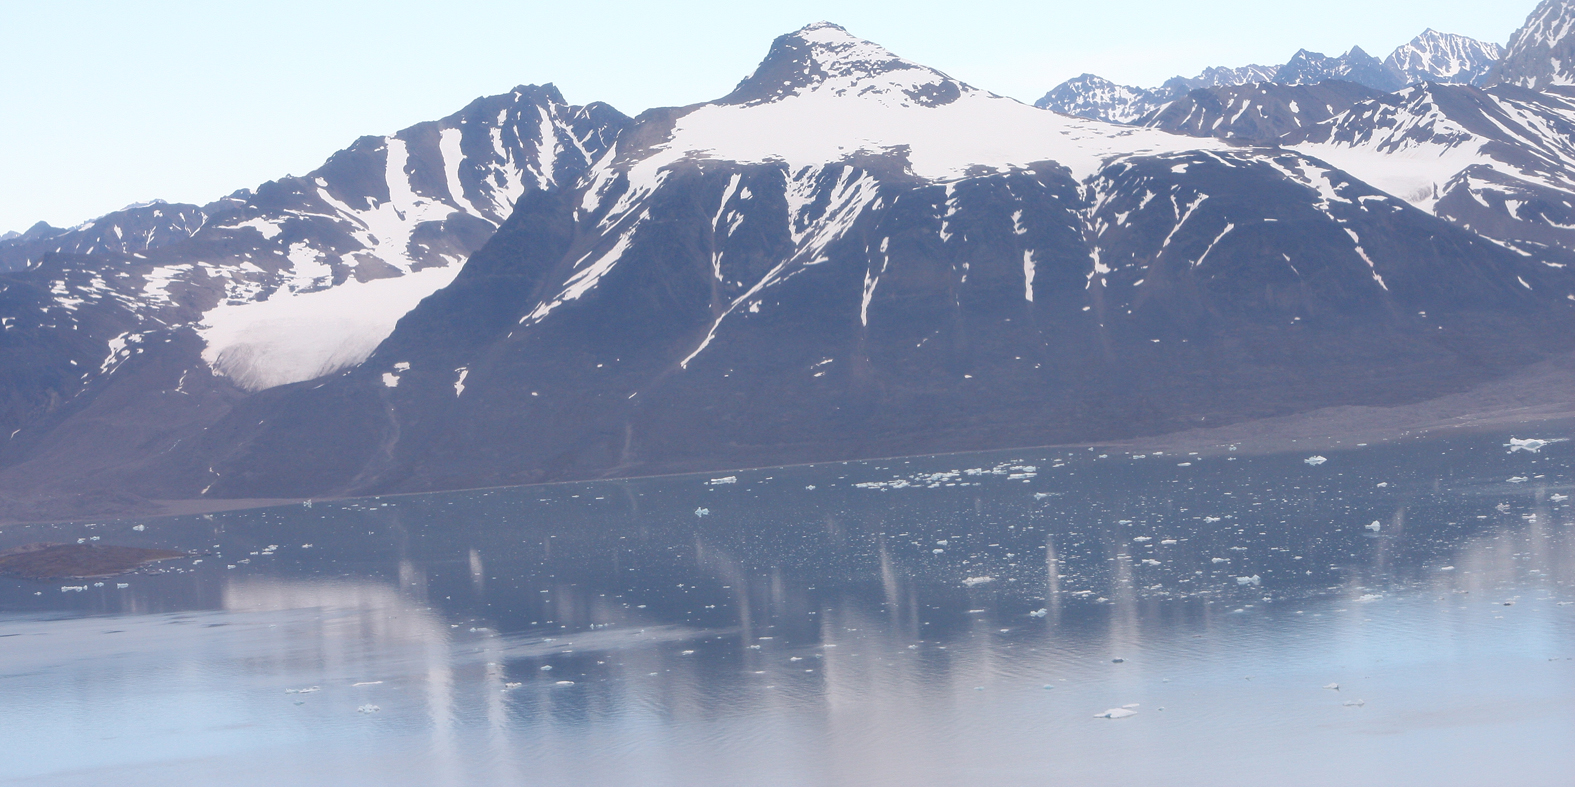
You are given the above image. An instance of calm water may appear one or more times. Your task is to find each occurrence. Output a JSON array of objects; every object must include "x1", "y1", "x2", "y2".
[{"x1": 1, "y1": 432, "x2": 1572, "y2": 786}]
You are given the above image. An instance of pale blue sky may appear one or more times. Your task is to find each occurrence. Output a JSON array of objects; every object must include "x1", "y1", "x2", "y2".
[{"x1": 0, "y1": 0, "x2": 1536, "y2": 234}]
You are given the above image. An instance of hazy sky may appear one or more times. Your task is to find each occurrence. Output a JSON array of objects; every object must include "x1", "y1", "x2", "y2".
[{"x1": 0, "y1": 0, "x2": 1537, "y2": 234}]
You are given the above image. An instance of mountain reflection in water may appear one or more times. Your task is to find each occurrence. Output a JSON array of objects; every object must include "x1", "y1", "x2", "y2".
[{"x1": 1, "y1": 430, "x2": 1572, "y2": 786}]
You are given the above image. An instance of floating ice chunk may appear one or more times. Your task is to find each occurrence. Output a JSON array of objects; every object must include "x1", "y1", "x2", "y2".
[
  {"x1": 1203, "y1": 516, "x2": 1221, "y2": 523},
  {"x1": 1376, "y1": 482, "x2": 1389, "y2": 488},
  {"x1": 1029, "y1": 608, "x2": 1048, "y2": 618},
  {"x1": 1356, "y1": 593, "x2": 1382, "y2": 602},
  {"x1": 352, "y1": 681, "x2": 382, "y2": 686},
  {"x1": 1305, "y1": 456, "x2": 1327, "y2": 466},
  {"x1": 1552, "y1": 494, "x2": 1569, "y2": 502},
  {"x1": 1507, "y1": 477, "x2": 1528, "y2": 484},
  {"x1": 694, "y1": 507, "x2": 709, "y2": 518},
  {"x1": 1506, "y1": 437, "x2": 1567, "y2": 453},
  {"x1": 285, "y1": 686, "x2": 321, "y2": 694},
  {"x1": 60, "y1": 586, "x2": 86, "y2": 592},
  {"x1": 963, "y1": 576, "x2": 995, "y2": 586},
  {"x1": 1142, "y1": 559, "x2": 1161, "y2": 566},
  {"x1": 132, "y1": 524, "x2": 146, "y2": 532},
  {"x1": 115, "y1": 583, "x2": 128, "y2": 589},
  {"x1": 1033, "y1": 492, "x2": 1051, "y2": 500},
  {"x1": 1323, "y1": 683, "x2": 1340, "y2": 691},
  {"x1": 1042, "y1": 684, "x2": 1055, "y2": 689},
  {"x1": 932, "y1": 548, "x2": 945, "y2": 554},
  {"x1": 1366, "y1": 521, "x2": 1381, "y2": 532},
  {"x1": 1496, "y1": 502, "x2": 1512, "y2": 512},
  {"x1": 1236, "y1": 575, "x2": 1261, "y2": 586},
  {"x1": 937, "y1": 540, "x2": 949, "y2": 546},
  {"x1": 357, "y1": 704, "x2": 381, "y2": 713},
  {"x1": 1439, "y1": 566, "x2": 1455, "y2": 571},
  {"x1": 1342, "y1": 699, "x2": 1365, "y2": 707},
  {"x1": 1160, "y1": 539, "x2": 1177, "y2": 545},
  {"x1": 1132, "y1": 536, "x2": 1152, "y2": 543},
  {"x1": 1095, "y1": 708, "x2": 1138, "y2": 719},
  {"x1": 504, "y1": 682, "x2": 522, "y2": 690},
  {"x1": 805, "y1": 485, "x2": 816, "y2": 490},
  {"x1": 708, "y1": 476, "x2": 738, "y2": 485},
  {"x1": 1212, "y1": 557, "x2": 1230, "y2": 564},
  {"x1": 555, "y1": 680, "x2": 575, "y2": 686}
]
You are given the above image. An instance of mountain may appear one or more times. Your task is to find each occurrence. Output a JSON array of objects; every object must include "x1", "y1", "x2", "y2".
[
  {"x1": 1037, "y1": 29, "x2": 1501, "y2": 128},
  {"x1": 1274, "y1": 47, "x2": 1407, "y2": 92},
  {"x1": 3, "y1": 22, "x2": 1573, "y2": 522},
  {"x1": 1291, "y1": 82, "x2": 1575, "y2": 260},
  {"x1": 92, "y1": 22, "x2": 1565, "y2": 504},
  {"x1": 1385, "y1": 29, "x2": 1504, "y2": 86},
  {"x1": 0, "y1": 84, "x2": 629, "y2": 519},
  {"x1": 0, "y1": 200, "x2": 223, "y2": 273},
  {"x1": 1490, "y1": 0, "x2": 1575, "y2": 89},
  {"x1": 1036, "y1": 64, "x2": 1279, "y2": 123},
  {"x1": 1033, "y1": 74, "x2": 1158, "y2": 123},
  {"x1": 1141, "y1": 81, "x2": 1385, "y2": 143}
]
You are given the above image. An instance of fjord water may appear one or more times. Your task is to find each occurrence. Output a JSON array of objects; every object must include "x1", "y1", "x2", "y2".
[{"x1": 1, "y1": 431, "x2": 1572, "y2": 786}]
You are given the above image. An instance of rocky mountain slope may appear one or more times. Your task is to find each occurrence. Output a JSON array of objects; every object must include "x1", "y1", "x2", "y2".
[{"x1": 3, "y1": 18, "x2": 1574, "y2": 521}]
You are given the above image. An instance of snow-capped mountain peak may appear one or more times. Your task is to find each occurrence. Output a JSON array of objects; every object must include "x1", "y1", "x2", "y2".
[
  {"x1": 1492, "y1": 0, "x2": 1575, "y2": 89},
  {"x1": 1385, "y1": 29, "x2": 1503, "y2": 85},
  {"x1": 720, "y1": 21, "x2": 977, "y2": 108}
]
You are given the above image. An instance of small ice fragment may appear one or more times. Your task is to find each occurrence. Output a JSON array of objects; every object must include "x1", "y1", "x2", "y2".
[
  {"x1": 60, "y1": 586, "x2": 86, "y2": 592},
  {"x1": 352, "y1": 681, "x2": 382, "y2": 686},
  {"x1": 1095, "y1": 708, "x2": 1138, "y2": 719},
  {"x1": 1508, "y1": 477, "x2": 1528, "y2": 484},
  {"x1": 1042, "y1": 684, "x2": 1055, "y2": 689},
  {"x1": 115, "y1": 583, "x2": 128, "y2": 589},
  {"x1": 1033, "y1": 492, "x2": 1051, "y2": 500},
  {"x1": 1323, "y1": 683, "x2": 1340, "y2": 691},
  {"x1": 1357, "y1": 594, "x2": 1382, "y2": 602},
  {"x1": 1212, "y1": 557, "x2": 1229, "y2": 564},
  {"x1": 1305, "y1": 456, "x2": 1327, "y2": 466},
  {"x1": 1366, "y1": 521, "x2": 1381, "y2": 532},
  {"x1": 708, "y1": 476, "x2": 737, "y2": 485},
  {"x1": 1111, "y1": 658, "x2": 1125, "y2": 663},
  {"x1": 694, "y1": 507, "x2": 709, "y2": 518},
  {"x1": 504, "y1": 682, "x2": 522, "y2": 690},
  {"x1": 1236, "y1": 575, "x2": 1261, "y2": 586},
  {"x1": 1342, "y1": 699, "x2": 1365, "y2": 707},
  {"x1": 357, "y1": 704, "x2": 381, "y2": 713},
  {"x1": 1376, "y1": 482, "x2": 1389, "y2": 488},
  {"x1": 540, "y1": 665, "x2": 553, "y2": 671},
  {"x1": 1439, "y1": 566, "x2": 1455, "y2": 571},
  {"x1": 937, "y1": 540, "x2": 949, "y2": 546},
  {"x1": 805, "y1": 485, "x2": 816, "y2": 490},
  {"x1": 933, "y1": 548, "x2": 945, "y2": 554},
  {"x1": 1552, "y1": 494, "x2": 1569, "y2": 502},
  {"x1": 285, "y1": 686, "x2": 320, "y2": 694},
  {"x1": 132, "y1": 524, "x2": 146, "y2": 532},
  {"x1": 555, "y1": 680, "x2": 575, "y2": 686},
  {"x1": 1029, "y1": 608, "x2": 1048, "y2": 618},
  {"x1": 1133, "y1": 536, "x2": 1152, "y2": 543},
  {"x1": 963, "y1": 576, "x2": 994, "y2": 586},
  {"x1": 681, "y1": 650, "x2": 695, "y2": 655},
  {"x1": 1142, "y1": 559, "x2": 1161, "y2": 566},
  {"x1": 1160, "y1": 539, "x2": 1177, "y2": 545}
]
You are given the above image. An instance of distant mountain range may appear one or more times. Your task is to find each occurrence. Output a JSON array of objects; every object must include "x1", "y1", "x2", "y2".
[
  {"x1": 1036, "y1": 29, "x2": 1504, "y2": 123},
  {"x1": 2, "y1": 4, "x2": 1575, "y2": 523}
]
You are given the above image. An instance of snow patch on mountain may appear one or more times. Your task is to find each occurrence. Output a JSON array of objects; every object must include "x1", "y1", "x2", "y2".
[
  {"x1": 198, "y1": 264, "x2": 464, "y2": 391},
  {"x1": 1385, "y1": 29, "x2": 1504, "y2": 86}
]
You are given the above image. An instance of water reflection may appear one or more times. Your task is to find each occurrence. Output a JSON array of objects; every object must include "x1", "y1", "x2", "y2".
[{"x1": 0, "y1": 430, "x2": 1571, "y2": 785}]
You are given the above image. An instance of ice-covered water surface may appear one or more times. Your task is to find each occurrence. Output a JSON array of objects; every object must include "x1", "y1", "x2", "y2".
[{"x1": 1, "y1": 430, "x2": 1572, "y2": 786}]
